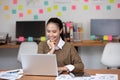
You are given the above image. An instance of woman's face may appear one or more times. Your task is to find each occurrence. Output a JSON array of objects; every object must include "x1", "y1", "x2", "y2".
[{"x1": 46, "y1": 23, "x2": 62, "y2": 42}]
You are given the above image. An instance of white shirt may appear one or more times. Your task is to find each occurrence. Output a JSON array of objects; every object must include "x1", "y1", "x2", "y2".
[{"x1": 47, "y1": 37, "x2": 75, "y2": 72}]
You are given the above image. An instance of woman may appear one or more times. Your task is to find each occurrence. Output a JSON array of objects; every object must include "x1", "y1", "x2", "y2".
[{"x1": 38, "y1": 17, "x2": 84, "y2": 75}]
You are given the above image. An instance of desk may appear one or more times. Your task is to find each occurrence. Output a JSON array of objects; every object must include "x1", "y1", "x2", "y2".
[
  {"x1": 18, "y1": 69, "x2": 120, "y2": 80},
  {"x1": 0, "y1": 40, "x2": 110, "y2": 48}
]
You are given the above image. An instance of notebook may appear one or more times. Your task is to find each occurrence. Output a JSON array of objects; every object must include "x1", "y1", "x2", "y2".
[{"x1": 20, "y1": 54, "x2": 58, "y2": 76}]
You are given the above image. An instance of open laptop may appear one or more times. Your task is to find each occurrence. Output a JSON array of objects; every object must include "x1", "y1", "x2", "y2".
[{"x1": 20, "y1": 54, "x2": 58, "y2": 76}]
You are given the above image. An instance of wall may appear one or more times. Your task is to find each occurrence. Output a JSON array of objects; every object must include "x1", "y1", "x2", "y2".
[{"x1": 0, "y1": 0, "x2": 120, "y2": 69}]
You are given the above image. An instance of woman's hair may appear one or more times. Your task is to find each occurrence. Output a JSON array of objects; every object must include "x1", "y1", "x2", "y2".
[{"x1": 47, "y1": 17, "x2": 64, "y2": 40}]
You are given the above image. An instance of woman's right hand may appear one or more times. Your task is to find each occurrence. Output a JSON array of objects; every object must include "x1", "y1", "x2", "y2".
[{"x1": 47, "y1": 40, "x2": 56, "y2": 54}]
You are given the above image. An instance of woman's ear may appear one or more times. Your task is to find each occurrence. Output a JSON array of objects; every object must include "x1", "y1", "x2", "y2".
[{"x1": 60, "y1": 29, "x2": 62, "y2": 34}]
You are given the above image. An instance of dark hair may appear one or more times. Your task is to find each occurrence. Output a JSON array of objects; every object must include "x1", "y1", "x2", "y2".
[{"x1": 47, "y1": 17, "x2": 64, "y2": 40}]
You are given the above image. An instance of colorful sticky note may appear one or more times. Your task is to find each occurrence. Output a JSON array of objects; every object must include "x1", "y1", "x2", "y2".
[
  {"x1": 27, "y1": 9, "x2": 32, "y2": 14},
  {"x1": 39, "y1": 9, "x2": 43, "y2": 14},
  {"x1": 103, "y1": 35, "x2": 108, "y2": 40},
  {"x1": 13, "y1": 0, "x2": 17, "y2": 4},
  {"x1": 47, "y1": 7, "x2": 52, "y2": 12},
  {"x1": 34, "y1": 15, "x2": 38, "y2": 20},
  {"x1": 19, "y1": 13, "x2": 23, "y2": 17},
  {"x1": 66, "y1": 22, "x2": 71, "y2": 27},
  {"x1": 44, "y1": 1, "x2": 48, "y2": 6},
  {"x1": 0, "y1": 0, "x2": 2, "y2": 5},
  {"x1": 12, "y1": 9, "x2": 16, "y2": 14},
  {"x1": 109, "y1": 0, "x2": 114, "y2": 4},
  {"x1": 84, "y1": 0, "x2": 89, "y2": 2},
  {"x1": 4, "y1": 5, "x2": 9, "y2": 10},
  {"x1": 83, "y1": 5, "x2": 88, "y2": 10},
  {"x1": 57, "y1": 12, "x2": 62, "y2": 17},
  {"x1": 72, "y1": 5, "x2": 76, "y2": 10},
  {"x1": 28, "y1": 37, "x2": 33, "y2": 42},
  {"x1": 19, "y1": 36, "x2": 25, "y2": 42},
  {"x1": 40, "y1": 36, "x2": 46, "y2": 42},
  {"x1": 117, "y1": 3, "x2": 120, "y2": 8},
  {"x1": 107, "y1": 5, "x2": 111, "y2": 10},
  {"x1": 90, "y1": 35, "x2": 96, "y2": 40},
  {"x1": 18, "y1": 5, "x2": 23, "y2": 10},
  {"x1": 5, "y1": 14, "x2": 10, "y2": 20},
  {"x1": 96, "y1": 5, "x2": 101, "y2": 10},
  {"x1": 108, "y1": 35, "x2": 112, "y2": 41},
  {"x1": 62, "y1": 6, "x2": 67, "y2": 11},
  {"x1": 53, "y1": 5, "x2": 58, "y2": 10}
]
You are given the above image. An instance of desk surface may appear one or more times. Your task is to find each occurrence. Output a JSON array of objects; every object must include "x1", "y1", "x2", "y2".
[
  {"x1": 19, "y1": 69, "x2": 120, "y2": 80},
  {"x1": 0, "y1": 40, "x2": 111, "y2": 48}
]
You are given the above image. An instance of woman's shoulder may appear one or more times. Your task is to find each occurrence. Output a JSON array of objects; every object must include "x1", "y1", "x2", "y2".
[{"x1": 64, "y1": 42, "x2": 73, "y2": 47}]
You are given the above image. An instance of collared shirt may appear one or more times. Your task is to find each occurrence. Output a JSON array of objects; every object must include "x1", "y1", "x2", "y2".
[
  {"x1": 47, "y1": 37, "x2": 75, "y2": 72},
  {"x1": 47, "y1": 37, "x2": 65, "y2": 50}
]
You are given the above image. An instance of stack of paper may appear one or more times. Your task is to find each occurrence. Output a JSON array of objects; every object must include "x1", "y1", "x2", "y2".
[
  {"x1": 0, "y1": 69, "x2": 23, "y2": 80},
  {"x1": 56, "y1": 73, "x2": 118, "y2": 80}
]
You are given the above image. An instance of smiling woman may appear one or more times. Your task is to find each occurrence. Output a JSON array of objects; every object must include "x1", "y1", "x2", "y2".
[{"x1": 38, "y1": 17, "x2": 84, "y2": 75}]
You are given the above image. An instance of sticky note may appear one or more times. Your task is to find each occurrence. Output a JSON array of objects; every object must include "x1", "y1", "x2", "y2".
[
  {"x1": 107, "y1": 5, "x2": 111, "y2": 10},
  {"x1": 103, "y1": 35, "x2": 108, "y2": 40},
  {"x1": 66, "y1": 22, "x2": 71, "y2": 27},
  {"x1": 4, "y1": 5, "x2": 9, "y2": 10},
  {"x1": 5, "y1": 14, "x2": 10, "y2": 20},
  {"x1": 47, "y1": 7, "x2": 52, "y2": 12},
  {"x1": 62, "y1": 6, "x2": 67, "y2": 11},
  {"x1": 108, "y1": 35, "x2": 112, "y2": 41},
  {"x1": 27, "y1": 9, "x2": 32, "y2": 14},
  {"x1": 19, "y1": 13, "x2": 23, "y2": 17},
  {"x1": 34, "y1": 15, "x2": 38, "y2": 20},
  {"x1": 57, "y1": 12, "x2": 62, "y2": 17},
  {"x1": 117, "y1": 3, "x2": 120, "y2": 8},
  {"x1": 109, "y1": 0, "x2": 114, "y2": 4},
  {"x1": 40, "y1": 36, "x2": 46, "y2": 42},
  {"x1": 12, "y1": 9, "x2": 16, "y2": 14},
  {"x1": 28, "y1": 37, "x2": 33, "y2": 42},
  {"x1": 13, "y1": 0, "x2": 17, "y2": 4},
  {"x1": 0, "y1": 0, "x2": 2, "y2": 5},
  {"x1": 18, "y1": 5, "x2": 23, "y2": 10},
  {"x1": 84, "y1": 5, "x2": 88, "y2": 10},
  {"x1": 96, "y1": 5, "x2": 100, "y2": 10},
  {"x1": 19, "y1": 36, "x2": 25, "y2": 42},
  {"x1": 53, "y1": 5, "x2": 58, "y2": 10},
  {"x1": 84, "y1": 0, "x2": 88, "y2": 2},
  {"x1": 90, "y1": 35, "x2": 96, "y2": 40},
  {"x1": 72, "y1": 5, "x2": 76, "y2": 10},
  {"x1": 44, "y1": 1, "x2": 48, "y2": 6},
  {"x1": 39, "y1": 9, "x2": 43, "y2": 14}
]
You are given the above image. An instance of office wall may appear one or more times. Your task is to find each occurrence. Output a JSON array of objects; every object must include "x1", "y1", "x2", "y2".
[
  {"x1": 0, "y1": 0, "x2": 120, "y2": 39},
  {"x1": 0, "y1": 0, "x2": 120, "y2": 69}
]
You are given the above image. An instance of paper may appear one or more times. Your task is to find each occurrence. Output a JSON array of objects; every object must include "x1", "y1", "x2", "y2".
[
  {"x1": 4, "y1": 5, "x2": 9, "y2": 10},
  {"x1": 84, "y1": 5, "x2": 88, "y2": 10},
  {"x1": 62, "y1": 6, "x2": 67, "y2": 11},
  {"x1": 96, "y1": 5, "x2": 100, "y2": 10},
  {"x1": 12, "y1": 9, "x2": 16, "y2": 14},
  {"x1": 27, "y1": 9, "x2": 32, "y2": 14},
  {"x1": 13, "y1": 0, "x2": 17, "y2": 4},
  {"x1": 107, "y1": 5, "x2": 111, "y2": 10},
  {"x1": 96, "y1": 74, "x2": 118, "y2": 80},
  {"x1": 72, "y1": 5, "x2": 76, "y2": 10},
  {"x1": 39, "y1": 9, "x2": 43, "y2": 14},
  {"x1": 117, "y1": 3, "x2": 120, "y2": 8},
  {"x1": 0, "y1": 69, "x2": 23, "y2": 80}
]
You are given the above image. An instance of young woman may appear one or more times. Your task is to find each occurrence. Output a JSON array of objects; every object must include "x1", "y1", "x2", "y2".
[{"x1": 38, "y1": 17, "x2": 84, "y2": 75}]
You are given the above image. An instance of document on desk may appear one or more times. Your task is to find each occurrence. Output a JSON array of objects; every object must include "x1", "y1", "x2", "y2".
[
  {"x1": 95, "y1": 74, "x2": 118, "y2": 80},
  {"x1": 56, "y1": 73, "x2": 118, "y2": 80},
  {"x1": 0, "y1": 69, "x2": 23, "y2": 80}
]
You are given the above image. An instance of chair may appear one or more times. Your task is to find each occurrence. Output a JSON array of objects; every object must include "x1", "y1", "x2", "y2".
[
  {"x1": 17, "y1": 42, "x2": 38, "y2": 62},
  {"x1": 101, "y1": 42, "x2": 120, "y2": 69}
]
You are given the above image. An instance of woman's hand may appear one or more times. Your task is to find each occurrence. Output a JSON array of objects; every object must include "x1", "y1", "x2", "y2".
[
  {"x1": 47, "y1": 40, "x2": 56, "y2": 54},
  {"x1": 58, "y1": 67, "x2": 69, "y2": 73}
]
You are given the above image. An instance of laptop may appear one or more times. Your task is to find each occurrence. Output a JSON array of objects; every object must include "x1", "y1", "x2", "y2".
[{"x1": 20, "y1": 54, "x2": 58, "y2": 76}]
